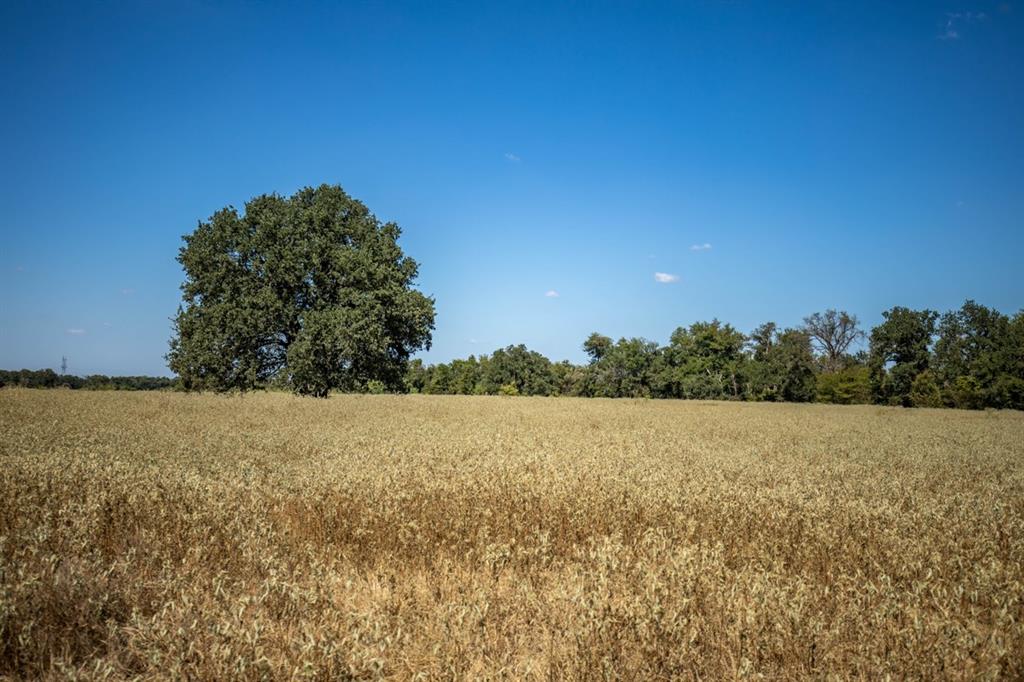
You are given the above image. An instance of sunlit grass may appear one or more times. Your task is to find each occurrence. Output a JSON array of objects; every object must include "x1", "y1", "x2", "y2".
[{"x1": 2, "y1": 389, "x2": 1022, "y2": 678}]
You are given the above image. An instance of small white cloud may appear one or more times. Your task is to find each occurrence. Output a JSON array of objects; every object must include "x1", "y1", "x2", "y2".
[
  {"x1": 504, "y1": 152, "x2": 521, "y2": 162},
  {"x1": 102, "y1": 322, "x2": 113, "y2": 327},
  {"x1": 468, "y1": 338, "x2": 480, "y2": 344},
  {"x1": 654, "y1": 272, "x2": 680, "y2": 283},
  {"x1": 689, "y1": 243, "x2": 712, "y2": 251},
  {"x1": 67, "y1": 328, "x2": 86, "y2": 335},
  {"x1": 120, "y1": 288, "x2": 134, "y2": 295},
  {"x1": 544, "y1": 290, "x2": 560, "y2": 297},
  {"x1": 14, "y1": 265, "x2": 26, "y2": 272}
]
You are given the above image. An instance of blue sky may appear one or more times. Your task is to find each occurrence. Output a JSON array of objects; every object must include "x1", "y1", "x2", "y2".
[{"x1": 1, "y1": 1, "x2": 1022, "y2": 376}]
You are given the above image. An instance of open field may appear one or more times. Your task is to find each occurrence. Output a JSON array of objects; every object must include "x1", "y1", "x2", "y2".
[{"x1": 1, "y1": 390, "x2": 1023, "y2": 679}]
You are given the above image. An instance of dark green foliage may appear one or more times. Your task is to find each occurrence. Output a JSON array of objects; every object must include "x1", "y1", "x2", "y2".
[
  {"x1": 481, "y1": 345, "x2": 554, "y2": 396},
  {"x1": 815, "y1": 365, "x2": 871, "y2": 404},
  {"x1": 0, "y1": 369, "x2": 64, "y2": 388},
  {"x1": 405, "y1": 302, "x2": 1019, "y2": 410},
  {"x1": 582, "y1": 337, "x2": 661, "y2": 398},
  {"x1": 745, "y1": 326, "x2": 817, "y2": 402},
  {"x1": 910, "y1": 370, "x2": 943, "y2": 408},
  {"x1": 168, "y1": 185, "x2": 434, "y2": 396},
  {"x1": 549, "y1": 360, "x2": 588, "y2": 397},
  {"x1": 403, "y1": 359, "x2": 430, "y2": 394},
  {"x1": 933, "y1": 301, "x2": 1019, "y2": 409},
  {"x1": 0, "y1": 369, "x2": 176, "y2": 391},
  {"x1": 990, "y1": 311, "x2": 1024, "y2": 410},
  {"x1": 582, "y1": 333, "x2": 613, "y2": 363},
  {"x1": 868, "y1": 307, "x2": 939, "y2": 407},
  {"x1": 655, "y1": 321, "x2": 746, "y2": 400}
]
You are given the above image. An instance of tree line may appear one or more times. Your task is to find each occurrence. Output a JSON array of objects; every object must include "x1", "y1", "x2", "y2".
[
  {"x1": 406, "y1": 301, "x2": 1024, "y2": 410},
  {"x1": 161, "y1": 184, "x2": 1022, "y2": 407},
  {"x1": 0, "y1": 369, "x2": 176, "y2": 391}
]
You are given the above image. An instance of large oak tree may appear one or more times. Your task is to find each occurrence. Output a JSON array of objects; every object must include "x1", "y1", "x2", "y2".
[{"x1": 168, "y1": 185, "x2": 435, "y2": 396}]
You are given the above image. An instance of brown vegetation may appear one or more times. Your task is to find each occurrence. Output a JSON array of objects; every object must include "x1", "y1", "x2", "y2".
[{"x1": 2, "y1": 389, "x2": 1022, "y2": 679}]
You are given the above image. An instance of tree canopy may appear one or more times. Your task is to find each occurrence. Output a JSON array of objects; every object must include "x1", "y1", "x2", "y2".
[
  {"x1": 404, "y1": 302, "x2": 1022, "y2": 411},
  {"x1": 868, "y1": 307, "x2": 939, "y2": 406},
  {"x1": 167, "y1": 185, "x2": 435, "y2": 396}
]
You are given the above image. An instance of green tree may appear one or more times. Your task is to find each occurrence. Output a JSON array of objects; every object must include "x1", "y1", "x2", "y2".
[
  {"x1": 747, "y1": 322, "x2": 777, "y2": 362},
  {"x1": 933, "y1": 300, "x2": 1012, "y2": 408},
  {"x1": 746, "y1": 325, "x2": 817, "y2": 402},
  {"x1": 582, "y1": 333, "x2": 613, "y2": 363},
  {"x1": 868, "y1": 307, "x2": 938, "y2": 406},
  {"x1": 583, "y1": 337, "x2": 661, "y2": 398},
  {"x1": 168, "y1": 185, "x2": 435, "y2": 396},
  {"x1": 655, "y1": 320, "x2": 746, "y2": 400},
  {"x1": 403, "y1": 359, "x2": 430, "y2": 393},
  {"x1": 425, "y1": 362, "x2": 453, "y2": 394},
  {"x1": 449, "y1": 356, "x2": 483, "y2": 395},
  {"x1": 550, "y1": 360, "x2": 587, "y2": 397},
  {"x1": 815, "y1": 365, "x2": 871, "y2": 404},
  {"x1": 481, "y1": 345, "x2": 555, "y2": 396},
  {"x1": 910, "y1": 370, "x2": 943, "y2": 408},
  {"x1": 989, "y1": 312, "x2": 1024, "y2": 410}
]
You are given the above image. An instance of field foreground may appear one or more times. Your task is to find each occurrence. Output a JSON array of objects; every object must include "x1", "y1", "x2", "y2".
[{"x1": 1, "y1": 390, "x2": 1023, "y2": 679}]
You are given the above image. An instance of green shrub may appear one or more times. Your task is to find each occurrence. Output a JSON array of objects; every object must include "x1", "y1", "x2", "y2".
[
  {"x1": 816, "y1": 366, "x2": 871, "y2": 405},
  {"x1": 910, "y1": 371, "x2": 942, "y2": 408}
]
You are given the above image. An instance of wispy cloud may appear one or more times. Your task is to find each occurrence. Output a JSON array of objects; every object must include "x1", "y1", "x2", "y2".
[
  {"x1": 654, "y1": 272, "x2": 680, "y2": 284},
  {"x1": 14, "y1": 265, "x2": 26, "y2": 272},
  {"x1": 544, "y1": 290, "x2": 560, "y2": 298},
  {"x1": 939, "y1": 11, "x2": 987, "y2": 39},
  {"x1": 120, "y1": 288, "x2": 135, "y2": 296},
  {"x1": 468, "y1": 338, "x2": 480, "y2": 344},
  {"x1": 690, "y1": 243, "x2": 712, "y2": 251},
  {"x1": 504, "y1": 152, "x2": 521, "y2": 162},
  {"x1": 66, "y1": 328, "x2": 86, "y2": 335}
]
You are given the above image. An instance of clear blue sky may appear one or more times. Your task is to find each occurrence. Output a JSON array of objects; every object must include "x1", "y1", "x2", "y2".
[{"x1": 1, "y1": 1, "x2": 1021, "y2": 376}]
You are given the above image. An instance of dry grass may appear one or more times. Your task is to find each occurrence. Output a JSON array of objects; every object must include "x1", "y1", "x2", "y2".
[{"x1": 1, "y1": 389, "x2": 1022, "y2": 679}]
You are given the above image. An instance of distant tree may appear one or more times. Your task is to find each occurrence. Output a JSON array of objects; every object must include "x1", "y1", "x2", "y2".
[
  {"x1": 582, "y1": 333, "x2": 613, "y2": 363},
  {"x1": 815, "y1": 365, "x2": 871, "y2": 404},
  {"x1": 404, "y1": 359, "x2": 430, "y2": 393},
  {"x1": 932, "y1": 300, "x2": 1011, "y2": 408},
  {"x1": 868, "y1": 307, "x2": 938, "y2": 406},
  {"x1": 656, "y1": 320, "x2": 746, "y2": 400},
  {"x1": 803, "y1": 310, "x2": 864, "y2": 371},
  {"x1": 991, "y1": 312, "x2": 1024, "y2": 410},
  {"x1": 448, "y1": 356, "x2": 483, "y2": 395},
  {"x1": 910, "y1": 370, "x2": 943, "y2": 408},
  {"x1": 425, "y1": 362, "x2": 454, "y2": 394},
  {"x1": 550, "y1": 360, "x2": 587, "y2": 397},
  {"x1": 584, "y1": 337, "x2": 661, "y2": 398},
  {"x1": 168, "y1": 185, "x2": 435, "y2": 396},
  {"x1": 0, "y1": 370, "x2": 174, "y2": 391},
  {"x1": 746, "y1": 326, "x2": 817, "y2": 402},
  {"x1": 747, "y1": 322, "x2": 778, "y2": 362},
  {"x1": 481, "y1": 345, "x2": 554, "y2": 396}
]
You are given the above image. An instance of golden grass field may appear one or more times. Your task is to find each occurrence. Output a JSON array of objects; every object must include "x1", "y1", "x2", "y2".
[{"x1": 1, "y1": 389, "x2": 1023, "y2": 679}]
